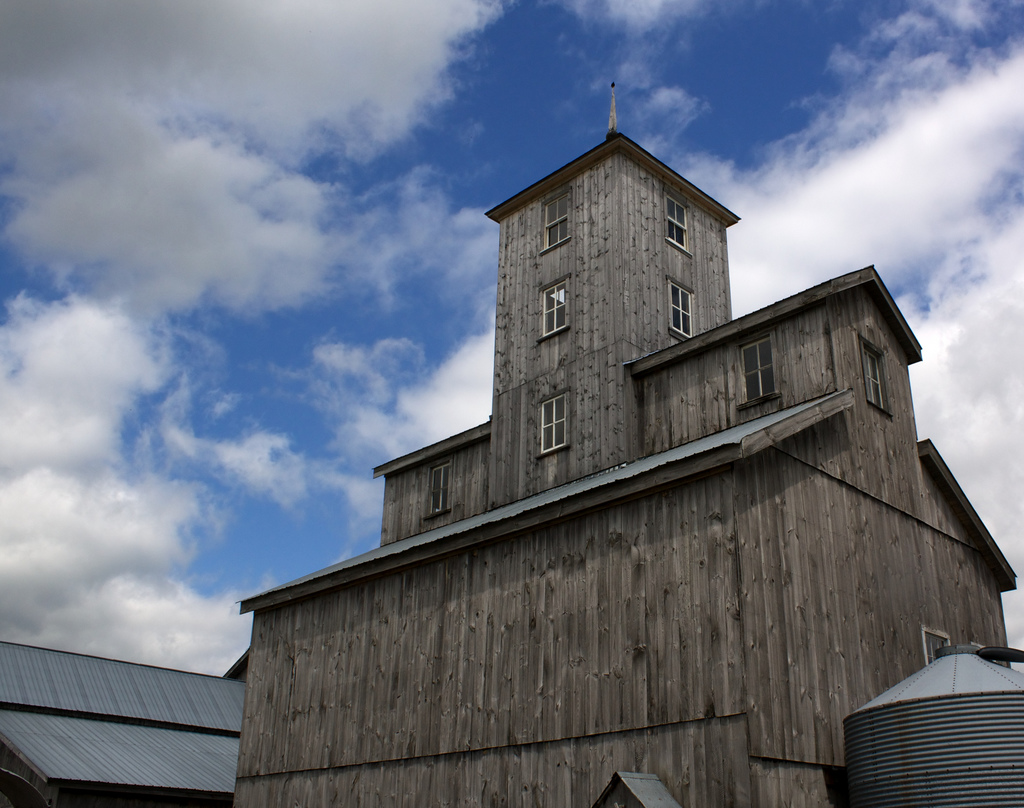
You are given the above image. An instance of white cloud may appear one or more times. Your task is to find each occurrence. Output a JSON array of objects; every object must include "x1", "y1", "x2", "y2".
[
  {"x1": 165, "y1": 422, "x2": 311, "y2": 508},
  {"x1": 0, "y1": 297, "x2": 249, "y2": 673},
  {"x1": 0, "y1": 0, "x2": 504, "y2": 156},
  {"x1": 556, "y1": 0, "x2": 722, "y2": 29},
  {"x1": 315, "y1": 330, "x2": 494, "y2": 463},
  {"x1": 0, "y1": 0, "x2": 504, "y2": 315},
  {"x1": 0, "y1": 295, "x2": 166, "y2": 470},
  {"x1": 334, "y1": 170, "x2": 499, "y2": 316}
]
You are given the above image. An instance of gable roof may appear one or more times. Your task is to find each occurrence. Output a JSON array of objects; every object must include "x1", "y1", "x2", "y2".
[
  {"x1": 628, "y1": 266, "x2": 922, "y2": 378},
  {"x1": 917, "y1": 440, "x2": 1015, "y2": 591},
  {"x1": 242, "y1": 389, "x2": 855, "y2": 613},
  {"x1": 485, "y1": 132, "x2": 740, "y2": 227},
  {"x1": 590, "y1": 772, "x2": 684, "y2": 808},
  {"x1": 0, "y1": 642, "x2": 243, "y2": 799}
]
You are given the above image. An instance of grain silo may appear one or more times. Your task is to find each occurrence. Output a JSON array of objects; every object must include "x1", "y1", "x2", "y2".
[{"x1": 844, "y1": 645, "x2": 1024, "y2": 807}]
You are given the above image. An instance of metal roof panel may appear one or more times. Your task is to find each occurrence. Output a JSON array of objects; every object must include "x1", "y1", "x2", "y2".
[
  {"x1": 0, "y1": 642, "x2": 244, "y2": 732},
  {"x1": 0, "y1": 710, "x2": 238, "y2": 793}
]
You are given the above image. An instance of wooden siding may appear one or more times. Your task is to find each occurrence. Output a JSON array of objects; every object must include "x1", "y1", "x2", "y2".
[
  {"x1": 736, "y1": 447, "x2": 1007, "y2": 767},
  {"x1": 380, "y1": 434, "x2": 491, "y2": 545},
  {"x1": 237, "y1": 475, "x2": 745, "y2": 799},
  {"x1": 748, "y1": 759, "x2": 845, "y2": 808},
  {"x1": 636, "y1": 299, "x2": 839, "y2": 457},
  {"x1": 489, "y1": 342, "x2": 641, "y2": 505},
  {"x1": 235, "y1": 715, "x2": 751, "y2": 808}
]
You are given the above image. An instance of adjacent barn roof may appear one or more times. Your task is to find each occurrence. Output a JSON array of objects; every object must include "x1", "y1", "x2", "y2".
[
  {"x1": 0, "y1": 641, "x2": 243, "y2": 732},
  {"x1": 0, "y1": 641, "x2": 243, "y2": 799},
  {"x1": 0, "y1": 711, "x2": 240, "y2": 793}
]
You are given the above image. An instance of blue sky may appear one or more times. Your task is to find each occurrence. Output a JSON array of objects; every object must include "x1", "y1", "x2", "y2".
[{"x1": 2, "y1": 0, "x2": 1024, "y2": 674}]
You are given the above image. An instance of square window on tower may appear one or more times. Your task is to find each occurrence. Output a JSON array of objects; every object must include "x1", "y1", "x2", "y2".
[
  {"x1": 668, "y1": 280, "x2": 692, "y2": 337},
  {"x1": 540, "y1": 394, "x2": 568, "y2": 453},
  {"x1": 542, "y1": 281, "x2": 567, "y2": 336},
  {"x1": 666, "y1": 196, "x2": 688, "y2": 251},
  {"x1": 545, "y1": 195, "x2": 569, "y2": 249}
]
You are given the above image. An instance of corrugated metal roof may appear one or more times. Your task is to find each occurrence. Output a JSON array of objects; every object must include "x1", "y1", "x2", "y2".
[
  {"x1": 856, "y1": 646, "x2": 1024, "y2": 711},
  {"x1": 0, "y1": 642, "x2": 244, "y2": 732},
  {"x1": 244, "y1": 389, "x2": 853, "y2": 611},
  {"x1": 0, "y1": 710, "x2": 238, "y2": 793}
]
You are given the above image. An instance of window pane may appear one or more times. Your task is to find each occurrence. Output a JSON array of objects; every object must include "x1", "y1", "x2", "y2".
[
  {"x1": 743, "y1": 345, "x2": 759, "y2": 374},
  {"x1": 758, "y1": 340, "x2": 772, "y2": 368},
  {"x1": 760, "y1": 365, "x2": 775, "y2": 395},
  {"x1": 745, "y1": 373, "x2": 760, "y2": 400}
]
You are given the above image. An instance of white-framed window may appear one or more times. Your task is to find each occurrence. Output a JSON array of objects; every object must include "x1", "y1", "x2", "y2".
[
  {"x1": 545, "y1": 195, "x2": 569, "y2": 249},
  {"x1": 542, "y1": 281, "x2": 567, "y2": 336},
  {"x1": 666, "y1": 196, "x2": 688, "y2": 250},
  {"x1": 742, "y1": 336, "x2": 775, "y2": 401},
  {"x1": 541, "y1": 393, "x2": 568, "y2": 453},
  {"x1": 862, "y1": 341, "x2": 887, "y2": 409},
  {"x1": 922, "y1": 627, "x2": 950, "y2": 665},
  {"x1": 428, "y1": 461, "x2": 450, "y2": 514},
  {"x1": 668, "y1": 280, "x2": 692, "y2": 337}
]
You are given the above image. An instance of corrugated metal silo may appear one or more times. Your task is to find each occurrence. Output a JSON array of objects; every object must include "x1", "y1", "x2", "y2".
[{"x1": 844, "y1": 646, "x2": 1024, "y2": 807}]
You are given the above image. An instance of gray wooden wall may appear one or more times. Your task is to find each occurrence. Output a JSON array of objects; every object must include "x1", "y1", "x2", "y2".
[{"x1": 238, "y1": 440, "x2": 1005, "y2": 806}]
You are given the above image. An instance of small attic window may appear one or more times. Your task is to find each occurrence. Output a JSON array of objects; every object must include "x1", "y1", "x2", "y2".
[
  {"x1": 428, "y1": 461, "x2": 450, "y2": 514},
  {"x1": 742, "y1": 336, "x2": 775, "y2": 401},
  {"x1": 862, "y1": 340, "x2": 887, "y2": 410},
  {"x1": 922, "y1": 627, "x2": 949, "y2": 664},
  {"x1": 666, "y1": 196, "x2": 688, "y2": 251},
  {"x1": 668, "y1": 280, "x2": 692, "y2": 338},
  {"x1": 545, "y1": 195, "x2": 569, "y2": 249}
]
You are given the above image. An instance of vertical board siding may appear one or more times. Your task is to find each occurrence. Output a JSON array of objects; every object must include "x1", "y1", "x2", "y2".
[
  {"x1": 235, "y1": 715, "x2": 751, "y2": 808},
  {"x1": 237, "y1": 477, "x2": 744, "y2": 784},
  {"x1": 735, "y1": 448, "x2": 1007, "y2": 767}
]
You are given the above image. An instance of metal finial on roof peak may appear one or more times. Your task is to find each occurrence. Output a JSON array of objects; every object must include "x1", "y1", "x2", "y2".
[{"x1": 607, "y1": 82, "x2": 617, "y2": 139}]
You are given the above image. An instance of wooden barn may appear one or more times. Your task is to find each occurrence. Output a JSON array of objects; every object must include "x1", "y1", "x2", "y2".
[{"x1": 233, "y1": 132, "x2": 1015, "y2": 806}]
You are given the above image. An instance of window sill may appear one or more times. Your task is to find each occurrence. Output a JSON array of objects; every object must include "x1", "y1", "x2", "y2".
[
  {"x1": 538, "y1": 326, "x2": 569, "y2": 343},
  {"x1": 424, "y1": 508, "x2": 451, "y2": 520},
  {"x1": 665, "y1": 237, "x2": 692, "y2": 257},
  {"x1": 866, "y1": 398, "x2": 893, "y2": 419},
  {"x1": 537, "y1": 444, "x2": 570, "y2": 459},
  {"x1": 668, "y1": 327, "x2": 692, "y2": 341},
  {"x1": 737, "y1": 391, "x2": 781, "y2": 411},
  {"x1": 540, "y1": 237, "x2": 570, "y2": 256}
]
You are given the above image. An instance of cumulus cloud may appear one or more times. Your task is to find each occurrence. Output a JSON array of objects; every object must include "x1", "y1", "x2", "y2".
[
  {"x1": 314, "y1": 330, "x2": 494, "y2": 463},
  {"x1": 0, "y1": 0, "x2": 504, "y2": 316},
  {"x1": 0, "y1": 295, "x2": 166, "y2": 470},
  {"x1": 0, "y1": 297, "x2": 250, "y2": 673}
]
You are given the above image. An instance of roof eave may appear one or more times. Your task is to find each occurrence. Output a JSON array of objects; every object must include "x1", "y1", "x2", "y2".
[
  {"x1": 918, "y1": 439, "x2": 1016, "y2": 592},
  {"x1": 628, "y1": 266, "x2": 921, "y2": 378},
  {"x1": 485, "y1": 133, "x2": 740, "y2": 227}
]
